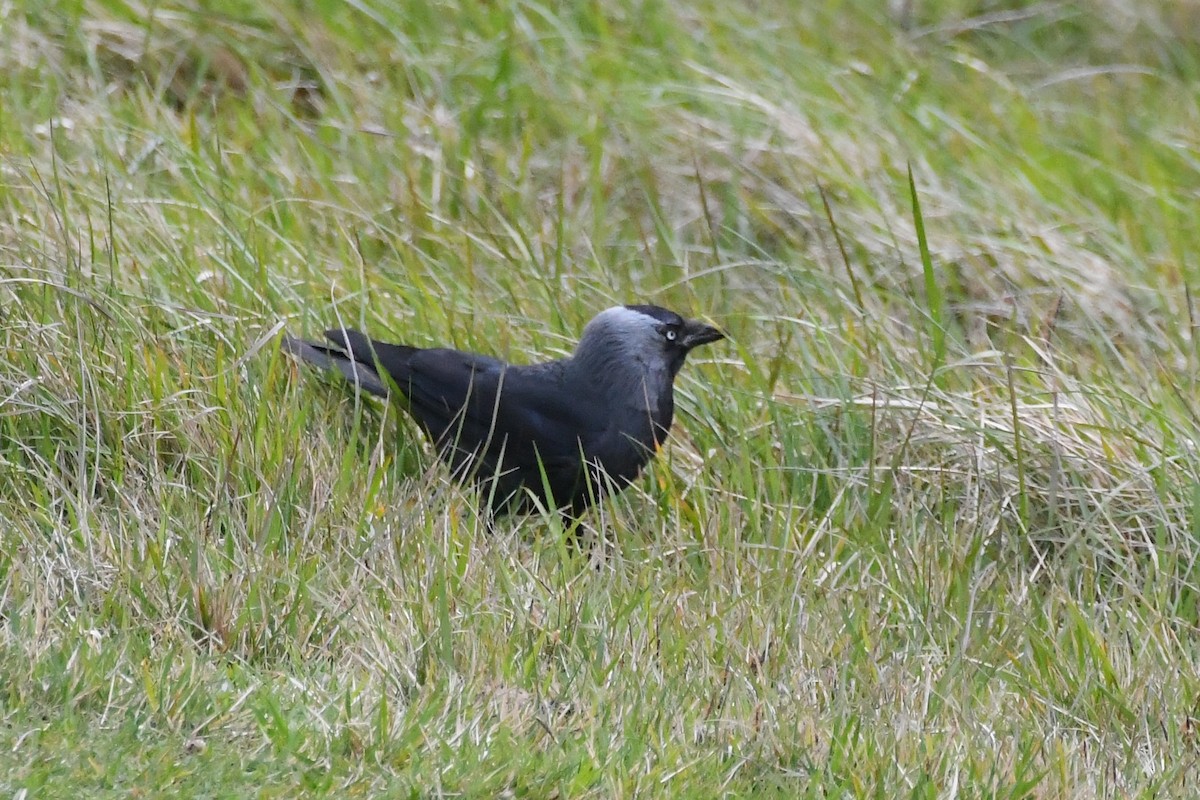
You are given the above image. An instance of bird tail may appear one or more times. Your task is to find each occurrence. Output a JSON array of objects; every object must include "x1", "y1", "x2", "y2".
[{"x1": 281, "y1": 329, "x2": 411, "y2": 398}]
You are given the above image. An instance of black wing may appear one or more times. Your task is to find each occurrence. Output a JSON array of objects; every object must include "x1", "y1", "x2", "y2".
[
  {"x1": 297, "y1": 329, "x2": 610, "y2": 508},
  {"x1": 399, "y1": 352, "x2": 603, "y2": 474}
]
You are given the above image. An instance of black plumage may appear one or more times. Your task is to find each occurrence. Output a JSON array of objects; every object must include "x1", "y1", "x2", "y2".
[{"x1": 282, "y1": 305, "x2": 723, "y2": 516}]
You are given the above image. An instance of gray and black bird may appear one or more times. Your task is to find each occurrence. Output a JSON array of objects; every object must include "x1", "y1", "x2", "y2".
[{"x1": 281, "y1": 305, "x2": 724, "y2": 516}]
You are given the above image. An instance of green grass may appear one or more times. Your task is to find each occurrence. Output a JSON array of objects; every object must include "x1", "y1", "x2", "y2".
[{"x1": 5, "y1": 0, "x2": 1200, "y2": 795}]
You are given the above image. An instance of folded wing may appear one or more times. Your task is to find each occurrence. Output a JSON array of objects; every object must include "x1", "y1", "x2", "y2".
[{"x1": 288, "y1": 329, "x2": 610, "y2": 510}]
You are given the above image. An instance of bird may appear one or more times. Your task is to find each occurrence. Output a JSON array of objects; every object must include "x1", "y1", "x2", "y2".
[{"x1": 281, "y1": 304, "x2": 724, "y2": 517}]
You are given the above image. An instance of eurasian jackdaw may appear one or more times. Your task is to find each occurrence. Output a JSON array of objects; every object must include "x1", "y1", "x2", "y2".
[{"x1": 282, "y1": 305, "x2": 723, "y2": 516}]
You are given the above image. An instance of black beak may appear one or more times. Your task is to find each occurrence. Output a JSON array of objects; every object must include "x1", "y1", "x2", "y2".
[{"x1": 680, "y1": 319, "x2": 725, "y2": 350}]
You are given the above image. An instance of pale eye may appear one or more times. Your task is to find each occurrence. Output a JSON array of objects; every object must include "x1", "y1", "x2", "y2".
[{"x1": 665, "y1": 329, "x2": 677, "y2": 342}]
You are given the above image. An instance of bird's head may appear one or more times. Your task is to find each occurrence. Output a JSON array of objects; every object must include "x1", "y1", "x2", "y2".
[{"x1": 575, "y1": 304, "x2": 724, "y2": 379}]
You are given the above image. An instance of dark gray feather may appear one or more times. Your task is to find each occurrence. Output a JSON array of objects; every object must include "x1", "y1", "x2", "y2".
[{"x1": 280, "y1": 305, "x2": 722, "y2": 516}]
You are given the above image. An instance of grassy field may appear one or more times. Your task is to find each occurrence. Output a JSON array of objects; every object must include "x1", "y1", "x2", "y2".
[{"x1": 4, "y1": 0, "x2": 1200, "y2": 795}]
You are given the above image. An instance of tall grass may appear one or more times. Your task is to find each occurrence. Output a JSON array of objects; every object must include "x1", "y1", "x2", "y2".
[{"x1": 4, "y1": 0, "x2": 1200, "y2": 795}]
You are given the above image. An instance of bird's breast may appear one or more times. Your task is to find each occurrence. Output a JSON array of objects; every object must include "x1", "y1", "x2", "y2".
[{"x1": 593, "y1": 383, "x2": 673, "y2": 465}]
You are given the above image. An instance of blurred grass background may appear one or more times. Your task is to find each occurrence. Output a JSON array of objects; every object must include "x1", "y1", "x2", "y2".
[{"x1": 5, "y1": 0, "x2": 1200, "y2": 795}]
